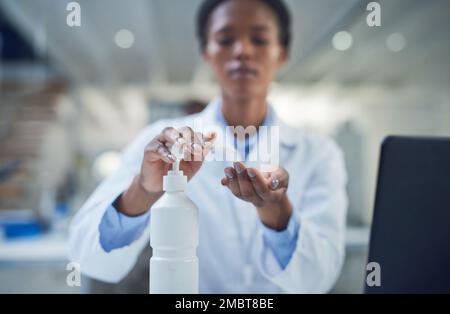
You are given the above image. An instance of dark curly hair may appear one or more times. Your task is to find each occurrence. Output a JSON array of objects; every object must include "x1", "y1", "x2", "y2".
[{"x1": 196, "y1": 0, "x2": 292, "y2": 52}]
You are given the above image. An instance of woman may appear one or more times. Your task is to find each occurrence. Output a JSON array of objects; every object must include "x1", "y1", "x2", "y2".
[{"x1": 69, "y1": 0, "x2": 348, "y2": 293}]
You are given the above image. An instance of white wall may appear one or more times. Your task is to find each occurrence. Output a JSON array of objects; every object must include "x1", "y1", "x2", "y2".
[{"x1": 270, "y1": 84, "x2": 450, "y2": 225}]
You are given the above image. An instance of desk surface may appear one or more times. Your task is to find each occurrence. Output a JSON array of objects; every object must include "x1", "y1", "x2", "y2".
[
  {"x1": 0, "y1": 231, "x2": 69, "y2": 263},
  {"x1": 0, "y1": 226, "x2": 371, "y2": 263}
]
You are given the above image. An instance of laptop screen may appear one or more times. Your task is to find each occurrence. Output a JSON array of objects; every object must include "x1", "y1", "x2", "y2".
[{"x1": 366, "y1": 136, "x2": 450, "y2": 293}]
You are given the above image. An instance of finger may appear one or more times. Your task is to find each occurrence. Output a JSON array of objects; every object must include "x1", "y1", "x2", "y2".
[
  {"x1": 144, "y1": 140, "x2": 176, "y2": 164},
  {"x1": 202, "y1": 131, "x2": 216, "y2": 150},
  {"x1": 246, "y1": 167, "x2": 270, "y2": 199},
  {"x1": 191, "y1": 132, "x2": 204, "y2": 161},
  {"x1": 182, "y1": 131, "x2": 202, "y2": 162},
  {"x1": 158, "y1": 127, "x2": 185, "y2": 160},
  {"x1": 200, "y1": 132, "x2": 217, "y2": 162},
  {"x1": 233, "y1": 162, "x2": 263, "y2": 203},
  {"x1": 185, "y1": 131, "x2": 217, "y2": 162},
  {"x1": 224, "y1": 167, "x2": 241, "y2": 197},
  {"x1": 178, "y1": 126, "x2": 196, "y2": 154},
  {"x1": 221, "y1": 177, "x2": 228, "y2": 186},
  {"x1": 268, "y1": 168, "x2": 289, "y2": 190},
  {"x1": 160, "y1": 127, "x2": 183, "y2": 147}
]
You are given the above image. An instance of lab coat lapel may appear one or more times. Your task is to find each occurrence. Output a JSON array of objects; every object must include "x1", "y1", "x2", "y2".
[
  {"x1": 246, "y1": 108, "x2": 298, "y2": 171},
  {"x1": 199, "y1": 100, "x2": 298, "y2": 164},
  {"x1": 197, "y1": 99, "x2": 245, "y2": 163},
  {"x1": 197, "y1": 100, "x2": 256, "y2": 243}
]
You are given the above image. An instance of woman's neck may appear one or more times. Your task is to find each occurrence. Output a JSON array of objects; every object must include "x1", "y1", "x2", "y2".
[{"x1": 220, "y1": 93, "x2": 268, "y2": 129}]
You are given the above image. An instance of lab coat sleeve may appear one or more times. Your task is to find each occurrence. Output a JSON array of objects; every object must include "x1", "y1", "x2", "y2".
[
  {"x1": 99, "y1": 204, "x2": 150, "y2": 253},
  {"x1": 259, "y1": 214, "x2": 299, "y2": 269},
  {"x1": 255, "y1": 138, "x2": 348, "y2": 293},
  {"x1": 68, "y1": 121, "x2": 166, "y2": 283}
]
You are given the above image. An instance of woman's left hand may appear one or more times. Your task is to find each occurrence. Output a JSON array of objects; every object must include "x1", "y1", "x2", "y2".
[{"x1": 221, "y1": 162, "x2": 293, "y2": 231}]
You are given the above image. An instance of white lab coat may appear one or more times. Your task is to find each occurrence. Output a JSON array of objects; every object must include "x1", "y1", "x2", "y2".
[{"x1": 69, "y1": 100, "x2": 348, "y2": 293}]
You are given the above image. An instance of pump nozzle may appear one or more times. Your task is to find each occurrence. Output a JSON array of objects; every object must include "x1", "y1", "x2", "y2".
[
  {"x1": 169, "y1": 142, "x2": 185, "y2": 176},
  {"x1": 173, "y1": 159, "x2": 181, "y2": 174},
  {"x1": 164, "y1": 155, "x2": 187, "y2": 192}
]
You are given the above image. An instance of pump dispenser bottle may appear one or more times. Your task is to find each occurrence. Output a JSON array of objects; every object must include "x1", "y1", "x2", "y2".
[{"x1": 149, "y1": 152, "x2": 199, "y2": 294}]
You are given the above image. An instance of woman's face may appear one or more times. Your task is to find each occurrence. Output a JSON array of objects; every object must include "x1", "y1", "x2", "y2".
[{"x1": 203, "y1": 0, "x2": 287, "y2": 101}]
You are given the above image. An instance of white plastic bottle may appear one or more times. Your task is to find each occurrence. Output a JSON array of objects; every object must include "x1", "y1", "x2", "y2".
[{"x1": 149, "y1": 159, "x2": 199, "y2": 294}]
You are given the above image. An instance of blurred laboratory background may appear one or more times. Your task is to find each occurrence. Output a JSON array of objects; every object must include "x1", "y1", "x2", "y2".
[{"x1": 0, "y1": 0, "x2": 449, "y2": 293}]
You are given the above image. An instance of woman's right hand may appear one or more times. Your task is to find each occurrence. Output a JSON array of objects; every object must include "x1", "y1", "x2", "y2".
[
  {"x1": 115, "y1": 126, "x2": 216, "y2": 217},
  {"x1": 139, "y1": 126, "x2": 216, "y2": 194}
]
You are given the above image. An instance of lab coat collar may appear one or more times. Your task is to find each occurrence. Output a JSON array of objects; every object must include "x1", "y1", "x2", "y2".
[{"x1": 199, "y1": 98, "x2": 298, "y2": 149}]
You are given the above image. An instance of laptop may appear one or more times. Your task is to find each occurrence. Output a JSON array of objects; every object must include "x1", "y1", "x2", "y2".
[{"x1": 365, "y1": 136, "x2": 450, "y2": 293}]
